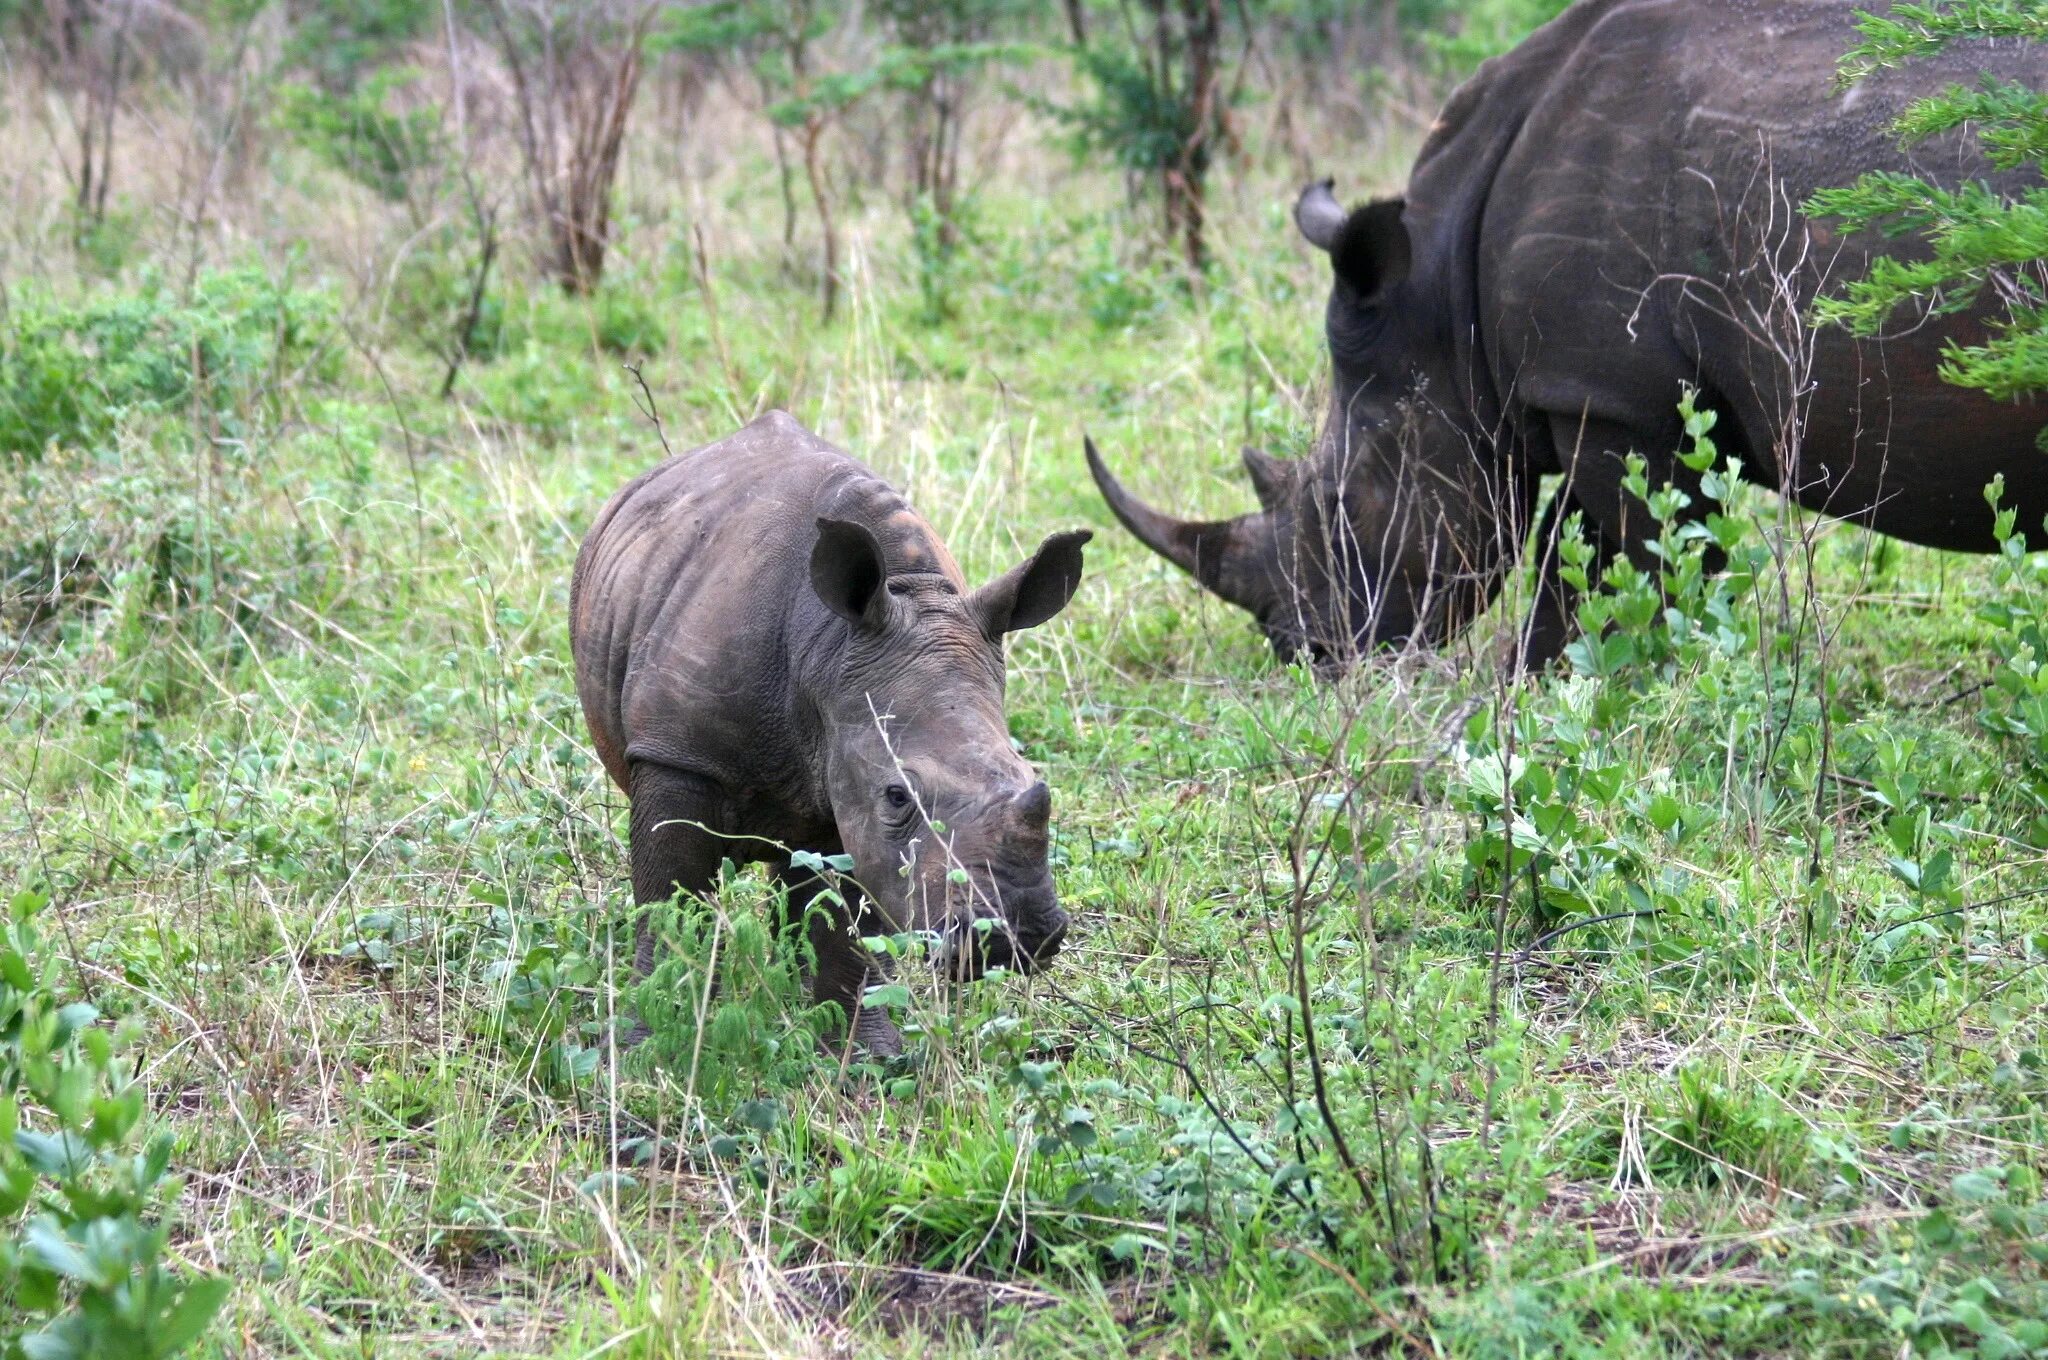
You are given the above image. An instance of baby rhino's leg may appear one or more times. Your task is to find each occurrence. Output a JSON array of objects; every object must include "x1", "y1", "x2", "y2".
[
  {"x1": 780, "y1": 866, "x2": 903, "y2": 1058},
  {"x1": 627, "y1": 762, "x2": 728, "y2": 977}
]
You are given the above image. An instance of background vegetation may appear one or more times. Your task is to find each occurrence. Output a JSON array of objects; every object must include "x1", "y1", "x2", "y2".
[{"x1": 1, "y1": 1, "x2": 2044, "y2": 1356}]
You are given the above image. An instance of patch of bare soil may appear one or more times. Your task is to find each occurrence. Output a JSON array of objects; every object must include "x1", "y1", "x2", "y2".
[
  {"x1": 784, "y1": 1261, "x2": 1059, "y2": 1340},
  {"x1": 1535, "y1": 1180, "x2": 1768, "y2": 1285}
]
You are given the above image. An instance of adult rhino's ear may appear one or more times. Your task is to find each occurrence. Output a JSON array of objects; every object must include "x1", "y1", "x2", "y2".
[
  {"x1": 1332, "y1": 197, "x2": 1410, "y2": 301},
  {"x1": 811, "y1": 517, "x2": 890, "y2": 630},
  {"x1": 1294, "y1": 179, "x2": 1346, "y2": 251},
  {"x1": 971, "y1": 529, "x2": 1091, "y2": 637}
]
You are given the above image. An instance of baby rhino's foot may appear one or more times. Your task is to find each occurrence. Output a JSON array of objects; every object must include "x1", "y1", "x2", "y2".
[{"x1": 818, "y1": 1005, "x2": 903, "y2": 1059}]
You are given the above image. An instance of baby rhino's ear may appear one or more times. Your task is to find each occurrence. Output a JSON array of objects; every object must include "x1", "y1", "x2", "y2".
[
  {"x1": 970, "y1": 530, "x2": 1092, "y2": 637},
  {"x1": 810, "y1": 517, "x2": 890, "y2": 631}
]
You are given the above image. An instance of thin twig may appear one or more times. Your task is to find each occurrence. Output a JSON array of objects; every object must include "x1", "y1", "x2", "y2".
[
  {"x1": 1515, "y1": 909, "x2": 1661, "y2": 962},
  {"x1": 623, "y1": 362, "x2": 673, "y2": 459}
]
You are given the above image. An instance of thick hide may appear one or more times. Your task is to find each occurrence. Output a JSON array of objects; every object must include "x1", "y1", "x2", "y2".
[
  {"x1": 572, "y1": 411, "x2": 1089, "y2": 1054},
  {"x1": 1090, "y1": 0, "x2": 2046, "y2": 669}
]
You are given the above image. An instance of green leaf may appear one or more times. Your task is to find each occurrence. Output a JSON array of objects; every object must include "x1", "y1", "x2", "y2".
[
  {"x1": 15, "y1": 1129, "x2": 94, "y2": 1177},
  {"x1": 1952, "y1": 1168, "x2": 2003, "y2": 1203},
  {"x1": 148, "y1": 1275, "x2": 233, "y2": 1357},
  {"x1": 576, "y1": 1170, "x2": 639, "y2": 1198},
  {"x1": 862, "y1": 983, "x2": 911, "y2": 1010},
  {"x1": 22, "y1": 1218, "x2": 99, "y2": 1284}
]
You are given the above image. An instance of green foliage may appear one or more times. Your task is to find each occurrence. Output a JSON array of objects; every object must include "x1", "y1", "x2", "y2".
[
  {"x1": 1835, "y1": 0, "x2": 2048, "y2": 80},
  {"x1": 1781, "y1": 1163, "x2": 2048, "y2": 1358},
  {"x1": 280, "y1": 0, "x2": 439, "y2": 92},
  {"x1": 1810, "y1": 1, "x2": 2048, "y2": 442},
  {"x1": 1976, "y1": 475, "x2": 2048, "y2": 843},
  {"x1": 658, "y1": 0, "x2": 1030, "y2": 127},
  {"x1": 0, "y1": 270, "x2": 336, "y2": 459},
  {"x1": 1423, "y1": 0, "x2": 1571, "y2": 71},
  {"x1": 272, "y1": 69, "x2": 445, "y2": 202},
  {"x1": 633, "y1": 868, "x2": 836, "y2": 1112},
  {"x1": 1, "y1": 890, "x2": 228, "y2": 1359},
  {"x1": 1059, "y1": 43, "x2": 1208, "y2": 179}
]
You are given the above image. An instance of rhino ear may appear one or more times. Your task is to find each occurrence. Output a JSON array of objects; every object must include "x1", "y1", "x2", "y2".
[
  {"x1": 1332, "y1": 197, "x2": 1410, "y2": 301},
  {"x1": 810, "y1": 517, "x2": 890, "y2": 630},
  {"x1": 1294, "y1": 179, "x2": 1346, "y2": 251},
  {"x1": 971, "y1": 529, "x2": 1091, "y2": 637},
  {"x1": 1242, "y1": 445, "x2": 1299, "y2": 511}
]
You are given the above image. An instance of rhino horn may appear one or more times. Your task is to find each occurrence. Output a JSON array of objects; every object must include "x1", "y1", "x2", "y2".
[
  {"x1": 1241, "y1": 444, "x2": 1298, "y2": 511},
  {"x1": 1294, "y1": 178, "x2": 1345, "y2": 252},
  {"x1": 1085, "y1": 436, "x2": 1269, "y2": 614},
  {"x1": 1013, "y1": 779, "x2": 1051, "y2": 826}
]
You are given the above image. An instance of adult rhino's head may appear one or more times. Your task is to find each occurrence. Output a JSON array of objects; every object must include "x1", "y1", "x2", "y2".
[
  {"x1": 1088, "y1": 180, "x2": 1508, "y2": 669},
  {"x1": 808, "y1": 518, "x2": 1090, "y2": 980}
]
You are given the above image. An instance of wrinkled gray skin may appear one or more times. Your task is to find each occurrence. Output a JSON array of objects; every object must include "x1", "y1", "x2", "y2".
[
  {"x1": 571, "y1": 411, "x2": 1089, "y2": 1055},
  {"x1": 1091, "y1": 0, "x2": 2048, "y2": 670}
]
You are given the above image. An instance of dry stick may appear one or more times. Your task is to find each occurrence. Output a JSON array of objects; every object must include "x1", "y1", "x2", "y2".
[
  {"x1": 439, "y1": 202, "x2": 498, "y2": 399},
  {"x1": 1044, "y1": 976, "x2": 1342, "y2": 1254},
  {"x1": 801, "y1": 114, "x2": 840, "y2": 323},
  {"x1": 346, "y1": 324, "x2": 427, "y2": 556},
  {"x1": 1515, "y1": 909, "x2": 1662, "y2": 962},
  {"x1": 1279, "y1": 745, "x2": 1387, "y2": 1265},
  {"x1": 623, "y1": 363, "x2": 673, "y2": 459},
  {"x1": 177, "y1": 9, "x2": 262, "y2": 297}
]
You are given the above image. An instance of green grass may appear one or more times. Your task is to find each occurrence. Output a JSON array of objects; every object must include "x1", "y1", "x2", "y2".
[{"x1": 3, "y1": 92, "x2": 2046, "y2": 1360}]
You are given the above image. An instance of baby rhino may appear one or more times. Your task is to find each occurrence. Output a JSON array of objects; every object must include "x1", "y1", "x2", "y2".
[{"x1": 571, "y1": 411, "x2": 1089, "y2": 1054}]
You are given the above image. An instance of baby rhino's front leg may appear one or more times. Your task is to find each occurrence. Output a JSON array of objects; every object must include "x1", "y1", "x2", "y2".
[{"x1": 780, "y1": 867, "x2": 904, "y2": 1058}]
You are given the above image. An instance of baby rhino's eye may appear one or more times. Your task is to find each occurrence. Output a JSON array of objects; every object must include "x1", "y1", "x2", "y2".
[{"x1": 884, "y1": 783, "x2": 913, "y2": 811}]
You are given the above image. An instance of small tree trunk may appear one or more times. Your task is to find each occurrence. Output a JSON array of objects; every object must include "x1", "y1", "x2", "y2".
[
  {"x1": 1173, "y1": 0, "x2": 1223, "y2": 273},
  {"x1": 488, "y1": 1, "x2": 652, "y2": 296},
  {"x1": 801, "y1": 114, "x2": 839, "y2": 323},
  {"x1": 1062, "y1": 0, "x2": 1087, "y2": 46}
]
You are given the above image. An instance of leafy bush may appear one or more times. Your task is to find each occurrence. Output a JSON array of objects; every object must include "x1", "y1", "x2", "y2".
[
  {"x1": 1423, "y1": 0, "x2": 1570, "y2": 71},
  {"x1": 1053, "y1": 8, "x2": 1239, "y2": 271},
  {"x1": 278, "y1": 0, "x2": 439, "y2": 93},
  {"x1": 0, "y1": 270, "x2": 336, "y2": 459},
  {"x1": 272, "y1": 69, "x2": 445, "y2": 202},
  {"x1": 634, "y1": 868, "x2": 836, "y2": 1112},
  {"x1": 2, "y1": 889, "x2": 228, "y2": 1359},
  {"x1": 1976, "y1": 475, "x2": 2048, "y2": 845}
]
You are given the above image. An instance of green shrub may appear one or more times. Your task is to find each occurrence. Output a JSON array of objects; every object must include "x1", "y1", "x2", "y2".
[
  {"x1": 1975, "y1": 475, "x2": 2048, "y2": 845},
  {"x1": 634, "y1": 867, "x2": 835, "y2": 1112},
  {"x1": 0, "y1": 270, "x2": 337, "y2": 459},
  {"x1": 1, "y1": 889, "x2": 228, "y2": 1359},
  {"x1": 1424, "y1": 0, "x2": 1571, "y2": 71},
  {"x1": 272, "y1": 69, "x2": 445, "y2": 203}
]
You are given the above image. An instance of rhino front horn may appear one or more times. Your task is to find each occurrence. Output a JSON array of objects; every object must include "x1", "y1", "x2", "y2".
[
  {"x1": 1014, "y1": 780, "x2": 1051, "y2": 825},
  {"x1": 1083, "y1": 435, "x2": 1268, "y2": 615}
]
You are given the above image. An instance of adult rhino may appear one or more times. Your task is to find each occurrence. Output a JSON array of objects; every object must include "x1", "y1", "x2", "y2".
[{"x1": 1089, "y1": 0, "x2": 2046, "y2": 669}]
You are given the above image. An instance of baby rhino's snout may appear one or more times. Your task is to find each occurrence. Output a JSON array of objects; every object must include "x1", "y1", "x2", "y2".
[{"x1": 941, "y1": 780, "x2": 1069, "y2": 981}]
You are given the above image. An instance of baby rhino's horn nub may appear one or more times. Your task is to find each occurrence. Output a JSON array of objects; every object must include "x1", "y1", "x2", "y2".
[{"x1": 1014, "y1": 780, "x2": 1051, "y2": 826}]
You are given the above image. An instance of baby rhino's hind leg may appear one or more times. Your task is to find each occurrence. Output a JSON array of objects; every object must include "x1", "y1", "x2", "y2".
[{"x1": 627, "y1": 762, "x2": 729, "y2": 976}]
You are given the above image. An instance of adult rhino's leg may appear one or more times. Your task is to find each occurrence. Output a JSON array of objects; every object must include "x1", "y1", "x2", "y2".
[
  {"x1": 778, "y1": 865, "x2": 904, "y2": 1059},
  {"x1": 627, "y1": 762, "x2": 729, "y2": 976},
  {"x1": 1534, "y1": 411, "x2": 1726, "y2": 665},
  {"x1": 1515, "y1": 488, "x2": 1615, "y2": 672}
]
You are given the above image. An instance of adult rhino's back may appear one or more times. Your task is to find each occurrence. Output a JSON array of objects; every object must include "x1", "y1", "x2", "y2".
[{"x1": 1476, "y1": 0, "x2": 2046, "y2": 545}]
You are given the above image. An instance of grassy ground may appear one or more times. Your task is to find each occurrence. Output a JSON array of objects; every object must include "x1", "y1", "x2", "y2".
[{"x1": 3, "y1": 75, "x2": 2047, "y2": 1359}]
